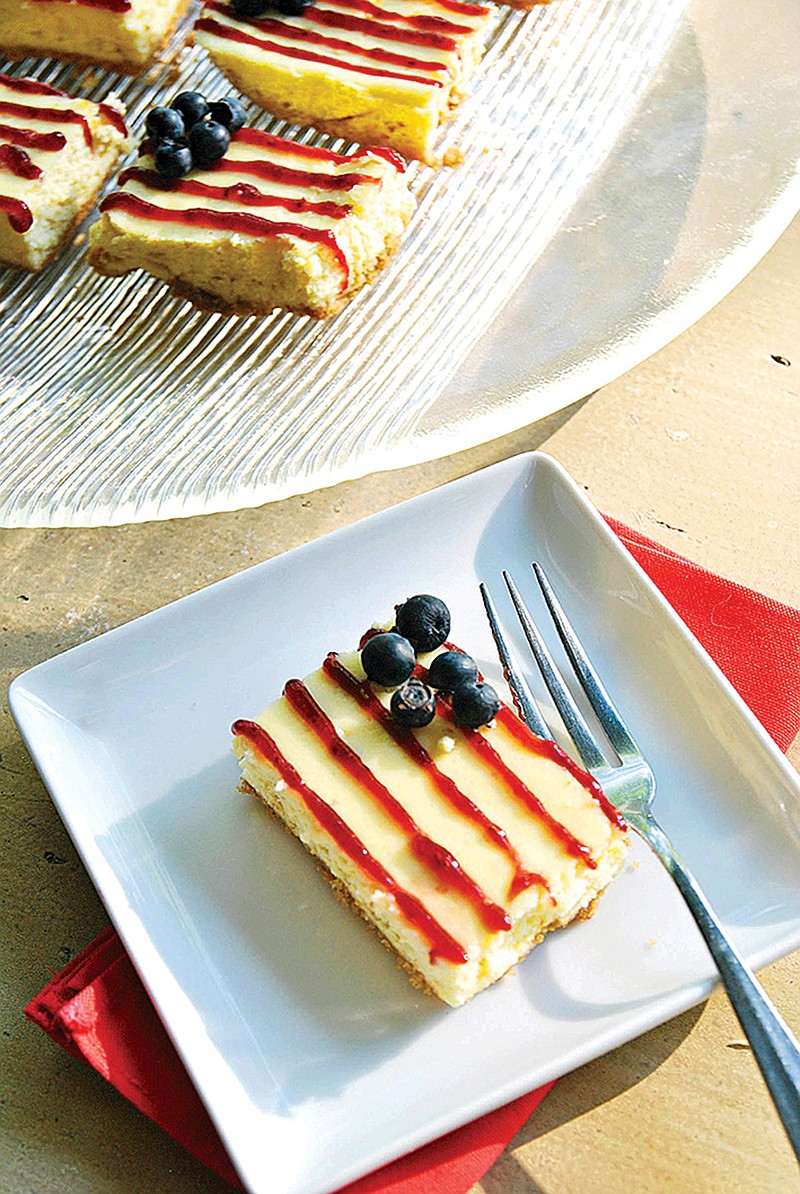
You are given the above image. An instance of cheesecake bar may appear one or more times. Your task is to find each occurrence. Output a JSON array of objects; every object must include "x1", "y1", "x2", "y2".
[
  {"x1": 232, "y1": 595, "x2": 629, "y2": 1007},
  {"x1": 194, "y1": 0, "x2": 492, "y2": 165},
  {"x1": 88, "y1": 119, "x2": 416, "y2": 317},
  {"x1": 0, "y1": 74, "x2": 128, "y2": 271},
  {"x1": 0, "y1": 0, "x2": 192, "y2": 74}
]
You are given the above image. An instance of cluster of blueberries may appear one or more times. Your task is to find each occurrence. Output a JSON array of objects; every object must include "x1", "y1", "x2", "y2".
[
  {"x1": 144, "y1": 90, "x2": 248, "y2": 179},
  {"x1": 232, "y1": 0, "x2": 313, "y2": 17},
  {"x1": 361, "y1": 595, "x2": 501, "y2": 730}
]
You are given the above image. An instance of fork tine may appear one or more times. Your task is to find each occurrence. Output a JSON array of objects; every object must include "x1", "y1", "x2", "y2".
[
  {"x1": 531, "y1": 562, "x2": 638, "y2": 761},
  {"x1": 502, "y1": 571, "x2": 607, "y2": 772},
  {"x1": 479, "y1": 582, "x2": 550, "y2": 740}
]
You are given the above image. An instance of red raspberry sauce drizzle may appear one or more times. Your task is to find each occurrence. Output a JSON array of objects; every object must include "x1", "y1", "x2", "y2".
[
  {"x1": 0, "y1": 122, "x2": 66, "y2": 152},
  {"x1": 212, "y1": 154, "x2": 380, "y2": 192},
  {"x1": 236, "y1": 125, "x2": 404, "y2": 171},
  {"x1": 233, "y1": 127, "x2": 405, "y2": 174},
  {"x1": 327, "y1": 0, "x2": 492, "y2": 20},
  {"x1": 30, "y1": 0, "x2": 131, "y2": 9},
  {"x1": 437, "y1": 641, "x2": 627, "y2": 834},
  {"x1": 204, "y1": 0, "x2": 464, "y2": 56},
  {"x1": 120, "y1": 167, "x2": 353, "y2": 219},
  {"x1": 231, "y1": 718, "x2": 467, "y2": 964},
  {"x1": 195, "y1": 16, "x2": 445, "y2": 89},
  {"x1": 322, "y1": 654, "x2": 548, "y2": 902},
  {"x1": 316, "y1": 0, "x2": 483, "y2": 35},
  {"x1": 495, "y1": 706, "x2": 627, "y2": 831},
  {"x1": 0, "y1": 144, "x2": 41, "y2": 180},
  {"x1": 0, "y1": 75, "x2": 128, "y2": 139},
  {"x1": 0, "y1": 195, "x2": 32, "y2": 233},
  {"x1": 0, "y1": 100, "x2": 93, "y2": 148},
  {"x1": 283, "y1": 678, "x2": 511, "y2": 933},
  {"x1": 440, "y1": 706, "x2": 597, "y2": 868},
  {"x1": 99, "y1": 192, "x2": 351, "y2": 288}
]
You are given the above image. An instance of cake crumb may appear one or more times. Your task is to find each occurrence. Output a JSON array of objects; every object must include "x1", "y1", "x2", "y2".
[
  {"x1": 647, "y1": 937, "x2": 658, "y2": 947},
  {"x1": 442, "y1": 147, "x2": 465, "y2": 167}
]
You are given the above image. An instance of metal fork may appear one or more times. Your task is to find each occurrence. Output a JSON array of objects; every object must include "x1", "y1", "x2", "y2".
[{"x1": 480, "y1": 563, "x2": 800, "y2": 1159}]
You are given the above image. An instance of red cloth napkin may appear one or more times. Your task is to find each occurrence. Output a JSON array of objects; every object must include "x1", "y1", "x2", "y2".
[{"x1": 25, "y1": 522, "x2": 800, "y2": 1193}]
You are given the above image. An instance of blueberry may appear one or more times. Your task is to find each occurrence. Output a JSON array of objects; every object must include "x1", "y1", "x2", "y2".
[
  {"x1": 361, "y1": 632, "x2": 415, "y2": 689},
  {"x1": 451, "y1": 680, "x2": 500, "y2": 729},
  {"x1": 209, "y1": 96, "x2": 247, "y2": 132},
  {"x1": 154, "y1": 140, "x2": 193, "y2": 178},
  {"x1": 395, "y1": 595, "x2": 451, "y2": 654},
  {"x1": 145, "y1": 106, "x2": 185, "y2": 141},
  {"x1": 188, "y1": 119, "x2": 231, "y2": 167},
  {"x1": 171, "y1": 91, "x2": 210, "y2": 129},
  {"x1": 427, "y1": 650, "x2": 478, "y2": 693},
  {"x1": 231, "y1": 0, "x2": 271, "y2": 16},
  {"x1": 390, "y1": 680, "x2": 436, "y2": 729},
  {"x1": 275, "y1": 0, "x2": 312, "y2": 14}
]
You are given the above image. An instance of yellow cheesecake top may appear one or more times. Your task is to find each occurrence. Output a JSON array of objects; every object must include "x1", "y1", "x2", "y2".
[
  {"x1": 96, "y1": 126, "x2": 412, "y2": 288},
  {"x1": 233, "y1": 644, "x2": 628, "y2": 970},
  {"x1": 196, "y1": 0, "x2": 492, "y2": 98}
]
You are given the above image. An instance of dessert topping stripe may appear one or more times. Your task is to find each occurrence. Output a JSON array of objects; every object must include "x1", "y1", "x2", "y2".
[
  {"x1": 98, "y1": 192, "x2": 351, "y2": 286},
  {"x1": 0, "y1": 195, "x2": 32, "y2": 233},
  {"x1": 0, "y1": 77, "x2": 127, "y2": 140},
  {"x1": 232, "y1": 718, "x2": 469, "y2": 964},
  {"x1": 0, "y1": 76, "x2": 72, "y2": 100},
  {"x1": 495, "y1": 707, "x2": 628, "y2": 832},
  {"x1": 234, "y1": 125, "x2": 404, "y2": 171},
  {"x1": 221, "y1": 0, "x2": 489, "y2": 30},
  {"x1": 298, "y1": 8, "x2": 458, "y2": 54},
  {"x1": 195, "y1": 17, "x2": 447, "y2": 89},
  {"x1": 119, "y1": 168, "x2": 354, "y2": 219},
  {"x1": 212, "y1": 154, "x2": 383, "y2": 192},
  {"x1": 323, "y1": 654, "x2": 549, "y2": 900},
  {"x1": 0, "y1": 145, "x2": 42, "y2": 180},
  {"x1": 442, "y1": 705, "x2": 598, "y2": 869},
  {"x1": 28, "y1": 0, "x2": 132, "y2": 10},
  {"x1": 283, "y1": 678, "x2": 512, "y2": 934},
  {"x1": 434, "y1": 643, "x2": 628, "y2": 834},
  {"x1": 206, "y1": 0, "x2": 467, "y2": 50},
  {"x1": 0, "y1": 101, "x2": 93, "y2": 149},
  {"x1": 0, "y1": 123, "x2": 67, "y2": 153},
  {"x1": 319, "y1": 0, "x2": 490, "y2": 33},
  {"x1": 218, "y1": 14, "x2": 453, "y2": 74}
]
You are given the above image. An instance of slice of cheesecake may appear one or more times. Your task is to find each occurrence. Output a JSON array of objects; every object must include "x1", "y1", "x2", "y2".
[
  {"x1": 88, "y1": 123, "x2": 416, "y2": 317},
  {"x1": 0, "y1": 74, "x2": 129, "y2": 271},
  {"x1": 0, "y1": 0, "x2": 192, "y2": 74},
  {"x1": 194, "y1": 0, "x2": 492, "y2": 165},
  {"x1": 232, "y1": 597, "x2": 629, "y2": 1007}
]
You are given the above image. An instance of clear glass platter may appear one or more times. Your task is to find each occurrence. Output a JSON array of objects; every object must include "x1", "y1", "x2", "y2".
[
  {"x1": 10, "y1": 453, "x2": 800, "y2": 1194},
  {"x1": 1, "y1": 0, "x2": 799, "y2": 527}
]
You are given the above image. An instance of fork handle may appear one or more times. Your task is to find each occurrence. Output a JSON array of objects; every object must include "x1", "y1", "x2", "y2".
[{"x1": 628, "y1": 811, "x2": 800, "y2": 1160}]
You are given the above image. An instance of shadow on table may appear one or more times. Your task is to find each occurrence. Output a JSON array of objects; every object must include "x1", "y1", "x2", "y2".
[{"x1": 479, "y1": 1002, "x2": 704, "y2": 1194}]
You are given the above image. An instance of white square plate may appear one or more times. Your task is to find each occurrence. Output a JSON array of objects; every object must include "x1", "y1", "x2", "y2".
[{"x1": 10, "y1": 453, "x2": 800, "y2": 1194}]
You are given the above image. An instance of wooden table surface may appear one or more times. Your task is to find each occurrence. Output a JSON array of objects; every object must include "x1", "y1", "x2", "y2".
[{"x1": 2, "y1": 213, "x2": 798, "y2": 1194}]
